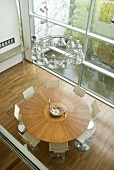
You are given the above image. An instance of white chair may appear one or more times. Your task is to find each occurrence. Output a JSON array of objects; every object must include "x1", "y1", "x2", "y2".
[
  {"x1": 87, "y1": 100, "x2": 100, "y2": 130},
  {"x1": 46, "y1": 80, "x2": 59, "y2": 89},
  {"x1": 75, "y1": 127, "x2": 97, "y2": 151},
  {"x1": 23, "y1": 86, "x2": 35, "y2": 99},
  {"x1": 49, "y1": 142, "x2": 69, "y2": 163},
  {"x1": 18, "y1": 131, "x2": 41, "y2": 152},
  {"x1": 73, "y1": 85, "x2": 86, "y2": 97},
  {"x1": 14, "y1": 104, "x2": 25, "y2": 132}
]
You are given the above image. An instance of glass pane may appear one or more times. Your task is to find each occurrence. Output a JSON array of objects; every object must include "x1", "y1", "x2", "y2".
[
  {"x1": 33, "y1": 0, "x2": 47, "y2": 17},
  {"x1": 33, "y1": 17, "x2": 48, "y2": 38},
  {"x1": 33, "y1": 0, "x2": 91, "y2": 30},
  {"x1": 44, "y1": 49, "x2": 80, "y2": 84},
  {"x1": 47, "y1": 0, "x2": 70, "y2": 25},
  {"x1": 68, "y1": 0, "x2": 91, "y2": 30},
  {"x1": 32, "y1": 18, "x2": 86, "y2": 44},
  {"x1": 81, "y1": 65, "x2": 114, "y2": 105},
  {"x1": 91, "y1": 0, "x2": 114, "y2": 40},
  {"x1": 86, "y1": 37, "x2": 114, "y2": 73},
  {"x1": 31, "y1": 21, "x2": 85, "y2": 83},
  {"x1": 65, "y1": 29, "x2": 85, "y2": 46}
]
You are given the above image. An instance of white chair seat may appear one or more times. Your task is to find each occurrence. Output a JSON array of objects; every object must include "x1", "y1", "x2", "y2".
[
  {"x1": 49, "y1": 142, "x2": 69, "y2": 163},
  {"x1": 76, "y1": 128, "x2": 96, "y2": 144},
  {"x1": 49, "y1": 142, "x2": 69, "y2": 153},
  {"x1": 77, "y1": 130, "x2": 92, "y2": 144},
  {"x1": 23, "y1": 131, "x2": 41, "y2": 148}
]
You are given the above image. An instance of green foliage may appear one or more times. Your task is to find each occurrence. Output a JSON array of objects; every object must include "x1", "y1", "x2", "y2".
[
  {"x1": 69, "y1": 4, "x2": 75, "y2": 16},
  {"x1": 97, "y1": 42, "x2": 114, "y2": 68},
  {"x1": 86, "y1": 4, "x2": 90, "y2": 12},
  {"x1": 99, "y1": 2, "x2": 114, "y2": 24},
  {"x1": 87, "y1": 38, "x2": 114, "y2": 68},
  {"x1": 70, "y1": 0, "x2": 75, "y2": 4},
  {"x1": 68, "y1": 17, "x2": 73, "y2": 25}
]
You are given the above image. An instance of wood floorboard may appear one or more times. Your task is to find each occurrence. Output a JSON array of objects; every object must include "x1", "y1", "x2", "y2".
[
  {"x1": 11, "y1": 161, "x2": 30, "y2": 170},
  {"x1": 0, "y1": 60, "x2": 114, "y2": 170}
]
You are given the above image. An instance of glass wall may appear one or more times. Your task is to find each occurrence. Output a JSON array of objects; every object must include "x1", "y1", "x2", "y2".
[
  {"x1": 68, "y1": 0, "x2": 91, "y2": 30},
  {"x1": 29, "y1": 0, "x2": 114, "y2": 106},
  {"x1": 81, "y1": 66, "x2": 114, "y2": 105},
  {"x1": 86, "y1": 38, "x2": 114, "y2": 73},
  {"x1": 45, "y1": 49, "x2": 81, "y2": 84}
]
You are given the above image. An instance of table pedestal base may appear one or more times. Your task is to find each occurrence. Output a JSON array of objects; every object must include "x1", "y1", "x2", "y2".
[
  {"x1": 75, "y1": 140, "x2": 91, "y2": 151},
  {"x1": 75, "y1": 141, "x2": 82, "y2": 150},
  {"x1": 81, "y1": 141, "x2": 90, "y2": 151}
]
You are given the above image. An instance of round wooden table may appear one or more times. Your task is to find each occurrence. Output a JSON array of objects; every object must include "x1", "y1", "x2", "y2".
[{"x1": 22, "y1": 89, "x2": 91, "y2": 143}]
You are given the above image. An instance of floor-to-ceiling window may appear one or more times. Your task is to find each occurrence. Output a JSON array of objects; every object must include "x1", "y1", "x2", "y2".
[{"x1": 28, "y1": 0, "x2": 114, "y2": 106}]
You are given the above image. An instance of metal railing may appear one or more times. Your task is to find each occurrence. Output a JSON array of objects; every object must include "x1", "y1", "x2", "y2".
[{"x1": 0, "y1": 125, "x2": 48, "y2": 170}]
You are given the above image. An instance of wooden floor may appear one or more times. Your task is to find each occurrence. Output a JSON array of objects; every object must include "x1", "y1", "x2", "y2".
[{"x1": 0, "y1": 60, "x2": 114, "y2": 170}]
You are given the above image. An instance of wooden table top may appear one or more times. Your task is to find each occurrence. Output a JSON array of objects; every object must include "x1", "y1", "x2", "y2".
[{"x1": 22, "y1": 88, "x2": 91, "y2": 143}]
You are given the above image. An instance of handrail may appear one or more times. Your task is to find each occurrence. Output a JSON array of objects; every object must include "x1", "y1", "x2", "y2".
[{"x1": 0, "y1": 125, "x2": 48, "y2": 170}]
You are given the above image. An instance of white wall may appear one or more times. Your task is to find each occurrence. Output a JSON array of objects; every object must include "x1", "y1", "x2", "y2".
[
  {"x1": 0, "y1": 0, "x2": 20, "y2": 54},
  {"x1": 0, "y1": 54, "x2": 23, "y2": 73}
]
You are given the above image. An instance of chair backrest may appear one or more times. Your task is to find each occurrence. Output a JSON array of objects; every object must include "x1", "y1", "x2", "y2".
[
  {"x1": 91, "y1": 100, "x2": 100, "y2": 119},
  {"x1": 23, "y1": 131, "x2": 41, "y2": 148},
  {"x1": 87, "y1": 127, "x2": 97, "y2": 140},
  {"x1": 18, "y1": 132, "x2": 32, "y2": 146},
  {"x1": 23, "y1": 86, "x2": 35, "y2": 99},
  {"x1": 77, "y1": 126, "x2": 97, "y2": 144},
  {"x1": 73, "y1": 85, "x2": 86, "y2": 97},
  {"x1": 49, "y1": 142, "x2": 69, "y2": 153},
  {"x1": 46, "y1": 80, "x2": 59, "y2": 89},
  {"x1": 14, "y1": 104, "x2": 22, "y2": 122}
]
